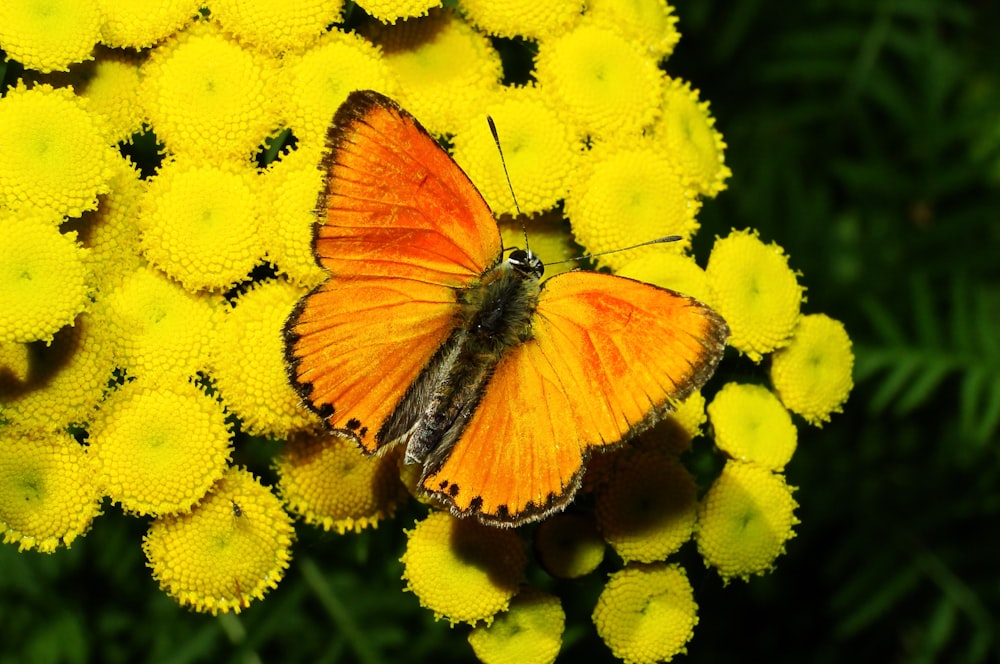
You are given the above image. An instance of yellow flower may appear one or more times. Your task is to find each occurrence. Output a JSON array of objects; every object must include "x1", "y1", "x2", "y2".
[
  {"x1": 355, "y1": 0, "x2": 443, "y2": 24},
  {"x1": 467, "y1": 588, "x2": 565, "y2": 664},
  {"x1": 140, "y1": 22, "x2": 279, "y2": 160},
  {"x1": 533, "y1": 512, "x2": 605, "y2": 579},
  {"x1": 0, "y1": 342, "x2": 31, "y2": 384},
  {"x1": 695, "y1": 461, "x2": 798, "y2": 580},
  {"x1": 498, "y1": 213, "x2": 579, "y2": 278},
  {"x1": 0, "y1": 83, "x2": 116, "y2": 217},
  {"x1": 565, "y1": 141, "x2": 699, "y2": 271},
  {"x1": 535, "y1": 22, "x2": 663, "y2": 141},
  {"x1": 77, "y1": 52, "x2": 145, "y2": 143},
  {"x1": 96, "y1": 0, "x2": 200, "y2": 49},
  {"x1": 616, "y1": 251, "x2": 712, "y2": 305},
  {"x1": 0, "y1": 428, "x2": 102, "y2": 553},
  {"x1": 453, "y1": 85, "x2": 578, "y2": 216},
  {"x1": 0, "y1": 212, "x2": 90, "y2": 344},
  {"x1": 211, "y1": 279, "x2": 322, "y2": 437},
  {"x1": 458, "y1": 0, "x2": 583, "y2": 39},
  {"x1": 143, "y1": 466, "x2": 295, "y2": 614},
  {"x1": 705, "y1": 229, "x2": 804, "y2": 361},
  {"x1": 0, "y1": 0, "x2": 101, "y2": 72},
  {"x1": 594, "y1": 447, "x2": 697, "y2": 563},
  {"x1": 401, "y1": 511, "x2": 526, "y2": 625},
  {"x1": 88, "y1": 377, "x2": 232, "y2": 516},
  {"x1": 771, "y1": 314, "x2": 854, "y2": 425},
  {"x1": 209, "y1": 0, "x2": 342, "y2": 56},
  {"x1": 653, "y1": 78, "x2": 731, "y2": 197},
  {"x1": 593, "y1": 563, "x2": 698, "y2": 664},
  {"x1": 586, "y1": 0, "x2": 680, "y2": 60},
  {"x1": 665, "y1": 390, "x2": 707, "y2": 441},
  {"x1": 707, "y1": 383, "x2": 797, "y2": 470},
  {"x1": 138, "y1": 159, "x2": 264, "y2": 292},
  {"x1": 276, "y1": 430, "x2": 407, "y2": 534}
]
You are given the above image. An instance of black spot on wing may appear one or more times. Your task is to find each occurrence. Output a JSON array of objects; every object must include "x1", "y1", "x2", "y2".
[{"x1": 346, "y1": 418, "x2": 362, "y2": 431}]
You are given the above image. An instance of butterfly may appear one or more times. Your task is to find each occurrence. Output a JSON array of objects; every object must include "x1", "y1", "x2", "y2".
[{"x1": 284, "y1": 90, "x2": 729, "y2": 528}]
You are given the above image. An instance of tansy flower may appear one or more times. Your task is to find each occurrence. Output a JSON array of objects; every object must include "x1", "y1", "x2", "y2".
[
  {"x1": 706, "y1": 229, "x2": 804, "y2": 362},
  {"x1": 535, "y1": 22, "x2": 663, "y2": 142},
  {"x1": 143, "y1": 466, "x2": 295, "y2": 614},
  {"x1": 0, "y1": 342, "x2": 31, "y2": 385},
  {"x1": 498, "y1": 214, "x2": 579, "y2": 278},
  {"x1": 616, "y1": 251, "x2": 713, "y2": 305},
  {"x1": 400, "y1": 511, "x2": 526, "y2": 625},
  {"x1": 371, "y1": 9, "x2": 502, "y2": 136},
  {"x1": 533, "y1": 512, "x2": 605, "y2": 579},
  {"x1": 653, "y1": 77, "x2": 731, "y2": 197},
  {"x1": 0, "y1": 428, "x2": 102, "y2": 553},
  {"x1": 696, "y1": 461, "x2": 798, "y2": 580},
  {"x1": 88, "y1": 377, "x2": 232, "y2": 516},
  {"x1": 586, "y1": 0, "x2": 680, "y2": 60},
  {"x1": 279, "y1": 28, "x2": 397, "y2": 148},
  {"x1": 276, "y1": 430, "x2": 407, "y2": 534},
  {"x1": 0, "y1": 83, "x2": 116, "y2": 218},
  {"x1": 707, "y1": 383, "x2": 797, "y2": 470},
  {"x1": 138, "y1": 159, "x2": 264, "y2": 292},
  {"x1": 209, "y1": 0, "x2": 341, "y2": 56},
  {"x1": 77, "y1": 51, "x2": 145, "y2": 144},
  {"x1": 467, "y1": 588, "x2": 565, "y2": 664},
  {"x1": 593, "y1": 563, "x2": 698, "y2": 664},
  {"x1": 565, "y1": 141, "x2": 699, "y2": 271},
  {"x1": 594, "y1": 447, "x2": 697, "y2": 563},
  {"x1": 771, "y1": 314, "x2": 854, "y2": 425},
  {"x1": 453, "y1": 85, "x2": 578, "y2": 216},
  {"x1": 140, "y1": 22, "x2": 279, "y2": 160},
  {"x1": 664, "y1": 390, "x2": 707, "y2": 442},
  {"x1": 0, "y1": 0, "x2": 101, "y2": 72},
  {"x1": 0, "y1": 212, "x2": 90, "y2": 344},
  {"x1": 95, "y1": 0, "x2": 200, "y2": 49},
  {"x1": 458, "y1": 0, "x2": 583, "y2": 40},
  {"x1": 355, "y1": 0, "x2": 443, "y2": 24},
  {"x1": 211, "y1": 279, "x2": 322, "y2": 437}
]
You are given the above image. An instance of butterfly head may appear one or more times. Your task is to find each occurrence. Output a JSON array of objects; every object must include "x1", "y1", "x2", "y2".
[{"x1": 507, "y1": 248, "x2": 544, "y2": 280}]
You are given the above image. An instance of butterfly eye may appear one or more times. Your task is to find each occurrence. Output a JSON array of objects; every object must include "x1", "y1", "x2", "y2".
[{"x1": 508, "y1": 249, "x2": 544, "y2": 279}]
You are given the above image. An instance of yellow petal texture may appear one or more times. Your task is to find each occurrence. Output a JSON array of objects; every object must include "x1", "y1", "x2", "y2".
[
  {"x1": 706, "y1": 229, "x2": 804, "y2": 361},
  {"x1": 276, "y1": 430, "x2": 407, "y2": 534},
  {"x1": 0, "y1": 83, "x2": 115, "y2": 217},
  {"x1": 587, "y1": 0, "x2": 680, "y2": 60},
  {"x1": 355, "y1": 0, "x2": 443, "y2": 23},
  {"x1": 707, "y1": 383, "x2": 797, "y2": 470},
  {"x1": 89, "y1": 378, "x2": 232, "y2": 515},
  {"x1": 143, "y1": 467, "x2": 295, "y2": 614},
  {"x1": 771, "y1": 314, "x2": 854, "y2": 425},
  {"x1": 96, "y1": 0, "x2": 200, "y2": 49},
  {"x1": 467, "y1": 588, "x2": 565, "y2": 664},
  {"x1": 401, "y1": 511, "x2": 526, "y2": 625},
  {"x1": 77, "y1": 52, "x2": 146, "y2": 143},
  {"x1": 210, "y1": 0, "x2": 342, "y2": 56},
  {"x1": 593, "y1": 563, "x2": 698, "y2": 664},
  {"x1": 665, "y1": 390, "x2": 707, "y2": 442},
  {"x1": 0, "y1": 0, "x2": 101, "y2": 72},
  {"x1": 696, "y1": 461, "x2": 798, "y2": 580},
  {"x1": 533, "y1": 512, "x2": 605, "y2": 579},
  {"x1": 0, "y1": 428, "x2": 102, "y2": 552},
  {"x1": 458, "y1": 0, "x2": 583, "y2": 39},
  {"x1": 0, "y1": 212, "x2": 90, "y2": 344}
]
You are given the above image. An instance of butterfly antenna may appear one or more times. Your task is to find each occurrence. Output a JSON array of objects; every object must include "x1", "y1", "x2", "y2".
[
  {"x1": 545, "y1": 235, "x2": 684, "y2": 267},
  {"x1": 487, "y1": 116, "x2": 529, "y2": 251}
]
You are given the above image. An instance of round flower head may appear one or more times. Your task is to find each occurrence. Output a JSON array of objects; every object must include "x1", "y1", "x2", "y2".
[
  {"x1": 453, "y1": 85, "x2": 578, "y2": 216},
  {"x1": 211, "y1": 279, "x2": 322, "y2": 437},
  {"x1": 467, "y1": 588, "x2": 565, "y2": 664},
  {"x1": 653, "y1": 78, "x2": 731, "y2": 197},
  {"x1": 0, "y1": 0, "x2": 101, "y2": 72},
  {"x1": 143, "y1": 466, "x2": 295, "y2": 614},
  {"x1": 664, "y1": 390, "x2": 707, "y2": 442},
  {"x1": 708, "y1": 383, "x2": 797, "y2": 470},
  {"x1": 401, "y1": 511, "x2": 526, "y2": 625},
  {"x1": 497, "y1": 213, "x2": 578, "y2": 278},
  {"x1": 535, "y1": 22, "x2": 663, "y2": 141},
  {"x1": 595, "y1": 447, "x2": 697, "y2": 563},
  {"x1": 586, "y1": 0, "x2": 680, "y2": 60},
  {"x1": 0, "y1": 83, "x2": 116, "y2": 217},
  {"x1": 210, "y1": 0, "x2": 342, "y2": 56},
  {"x1": 355, "y1": 0, "x2": 442, "y2": 23},
  {"x1": 0, "y1": 428, "x2": 102, "y2": 553},
  {"x1": 88, "y1": 377, "x2": 232, "y2": 516},
  {"x1": 566, "y1": 142, "x2": 699, "y2": 271},
  {"x1": 140, "y1": 22, "x2": 279, "y2": 160},
  {"x1": 96, "y1": 0, "x2": 200, "y2": 49},
  {"x1": 616, "y1": 251, "x2": 712, "y2": 305},
  {"x1": 771, "y1": 314, "x2": 854, "y2": 425},
  {"x1": 280, "y1": 28, "x2": 397, "y2": 147},
  {"x1": 372, "y1": 9, "x2": 502, "y2": 136},
  {"x1": 706, "y1": 229, "x2": 804, "y2": 362},
  {"x1": 458, "y1": 0, "x2": 583, "y2": 40},
  {"x1": 0, "y1": 212, "x2": 90, "y2": 344},
  {"x1": 533, "y1": 512, "x2": 605, "y2": 579},
  {"x1": 77, "y1": 52, "x2": 145, "y2": 143},
  {"x1": 593, "y1": 563, "x2": 698, "y2": 664},
  {"x1": 138, "y1": 159, "x2": 264, "y2": 292},
  {"x1": 276, "y1": 430, "x2": 407, "y2": 534},
  {"x1": 696, "y1": 461, "x2": 798, "y2": 580}
]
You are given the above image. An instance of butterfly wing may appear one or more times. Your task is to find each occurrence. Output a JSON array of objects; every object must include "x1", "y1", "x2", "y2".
[
  {"x1": 420, "y1": 271, "x2": 728, "y2": 526},
  {"x1": 285, "y1": 90, "x2": 502, "y2": 451}
]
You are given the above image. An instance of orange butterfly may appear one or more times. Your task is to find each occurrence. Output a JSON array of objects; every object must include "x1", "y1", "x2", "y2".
[{"x1": 284, "y1": 90, "x2": 728, "y2": 528}]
